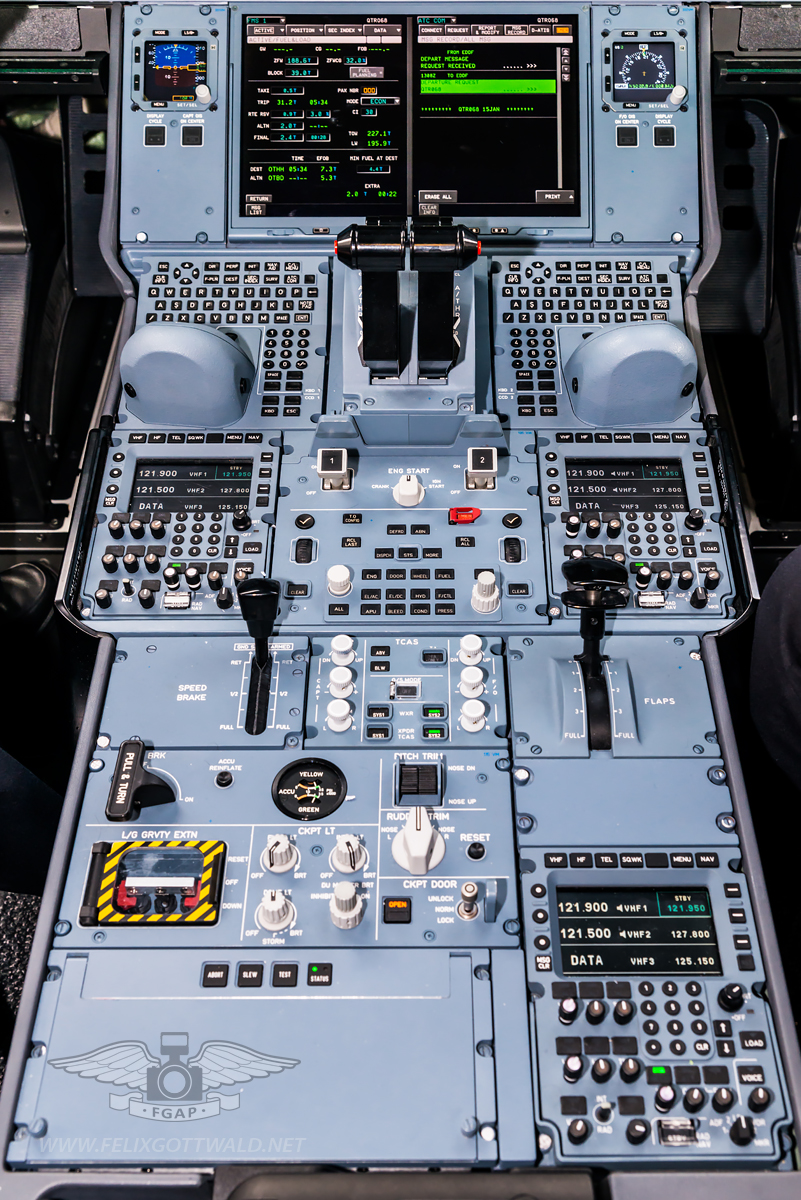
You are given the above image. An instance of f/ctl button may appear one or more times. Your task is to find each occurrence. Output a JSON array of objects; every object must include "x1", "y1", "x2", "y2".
[
  {"x1": 272, "y1": 963, "x2": 298, "y2": 988},
  {"x1": 202, "y1": 963, "x2": 229, "y2": 988}
]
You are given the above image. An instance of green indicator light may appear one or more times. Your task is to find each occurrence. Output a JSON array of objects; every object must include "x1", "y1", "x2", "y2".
[
  {"x1": 653, "y1": 1066, "x2": 667, "y2": 1074},
  {"x1": 312, "y1": 966, "x2": 318, "y2": 972},
  {"x1": 420, "y1": 79, "x2": 557, "y2": 95}
]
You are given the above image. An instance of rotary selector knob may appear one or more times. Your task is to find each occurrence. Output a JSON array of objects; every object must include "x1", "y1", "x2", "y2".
[
  {"x1": 712, "y1": 1087, "x2": 735, "y2": 1113},
  {"x1": 460, "y1": 698, "x2": 486, "y2": 733},
  {"x1": 232, "y1": 509, "x2": 252, "y2": 532},
  {"x1": 330, "y1": 634, "x2": 355, "y2": 666},
  {"x1": 329, "y1": 881, "x2": 365, "y2": 929},
  {"x1": 669, "y1": 83, "x2": 688, "y2": 104},
  {"x1": 563, "y1": 1055, "x2": 584, "y2": 1083},
  {"x1": 585, "y1": 517, "x2": 601, "y2": 539},
  {"x1": 705, "y1": 569, "x2": 721, "y2": 590},
  {"x1": 459, "y1": 634, "x2": 483, "y2": 666},
  {"x1": 391, "y1": 806, "x2": 446, "y2": 875},
  {"x1": 109, "y1": 518, "x2": 124, "y2": 539},
  {"x1": 626, "y1": 1119, "x2": 650, "y2": 1145},
  {"x1": 129, "y1": 518, "x2": 145, "y2": 539},
  {"x1": 730, "y1": 1115, "x2": 755, "y2": 1146},
  {"x1": 261, "y1": 834, "x2": 298, "y2": 874},
  {"x1": 150, "y1": 519, "x2": 165, "y2": 539},
  {"x1": 678, "y1": 569, "x2": 694, "y2": 591},
  {"x1": 690, "y1": 586, "x2": 708, "y2": 609},
  {"x1": 635, "y1": 565, "x2": 652, "y2": 590},
  {"x1": 256, "y1": 889, "x2": 294, "y2": 931},
  {"x1": 392, "y1": 473, "x2": 425, "y2": 507},
  {"x1": 95, "y1": 588, "x2": 112, "y2": 609},
  {"x1": 586, "y1": 999, "x2": 607, "y2": 1025},
  {"x1": 123, "y1": 553, "x2": 139, "y2": 574},
  {"x1": 717, "y1": 982, "x2": 745, "y2": 1012},
  {"x1": 208, "y1": 569, "x2": 223, "y2": 590},
  {"x1": 614, "y1": 1000, "x2": 635, "y2": 1024},
  {"x1": 459, "y1": 666, "x2": 485, "y2": 698},
  {"x1": 326, "y1": 698, "x2": 353, "y2": 732},
  {"x1": 749, "y1": 1087, "x2": 771, "y2": 1113},
  {"x1": 657, "y1": 569, "x2": 672, "y2": 591},
  {"x1": 565, "y1": 514, "x2": 581, "y2": 538},
  {"x1": 591, "y1": 1058, "x2": 613, "y2": 1084},
  {"x1": 216, "y1": 587, "x2": 233, "y2": 610},
  {"x1": 684, "y1": 508, "x2": 705, "y2": 531},
  {"x1": 327, "y1": 564, "x2": 351, "y2": 596},
  {"x1": 654, "y1": 1085, "x2": 677, "y2": 1113},
  {"x1": 607, "y1": 518, "x2": 622, "y2": 538},
  {"x1": 164, "y1": 567, "x2": 181, "y2": 589},
  {"x1": 101, "y1": 553, "x2": 118, "y2": 573},
  {"x1": 620, "y1": 1057, "x2": 641, "y2": 1083},
  {"x1": 331, "y1": 833, "x2": 367, "y2": 873},
  {"x1": 196, "y1": 83, "x2": 211, "y2": 102},
  {"x1": 138, "y1": 588, "x2": 155, "y2": 609},
  {"x1": 144, "y1": 553, "x2": 160, "y2": 573},
  {"x1": 329, "y1": 666, "x2": 354, "y2": 698},
  {"x1": 683, "y1": 1087, "x2": 705, "y2": 1113},
  {"x1": 567, "y1": 1119, "x2": 591, "y2": 1145},
  {"x1": 558, "y1": 997, "x2": 578, "y2": 1025},
  {"x1": 471, "y1": 570, "x2": 500, "y2": 614},
  {"x1": 185, "y1": 566, "x2": 202, "y2": 589}
]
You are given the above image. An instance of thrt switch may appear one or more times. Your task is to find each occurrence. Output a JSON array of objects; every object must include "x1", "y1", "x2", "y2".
[
  {"x1": 316, "y1": 448, "x2": 351, "y2": 490},
  {"x1": 465, "y1": 446, "x2": 497, "y2": 490}
]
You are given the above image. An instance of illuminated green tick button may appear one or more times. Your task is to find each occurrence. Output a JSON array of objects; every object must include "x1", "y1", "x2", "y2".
[{"x1": 308, "y1": 963, "x2": 332, "y2": 987}]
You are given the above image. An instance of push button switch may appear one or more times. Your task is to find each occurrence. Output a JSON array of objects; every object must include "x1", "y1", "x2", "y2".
[
  {"x1": 237, "y1": 964, "x2": 263, "y2": 988},
  {"x1": 271, "y1": 963, "x2": 298, "y2": 988},
  {"x1": 202, "y1": 964, "x2": 229, "y2": 988}
]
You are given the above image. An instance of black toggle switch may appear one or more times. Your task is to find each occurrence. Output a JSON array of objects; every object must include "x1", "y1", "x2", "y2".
[
  {"x1": 121, "y1": 578, "x2": 135, "y2": 596},
  {"x1": 105, "y1": 739, "x2": 175, "y2": 822}
]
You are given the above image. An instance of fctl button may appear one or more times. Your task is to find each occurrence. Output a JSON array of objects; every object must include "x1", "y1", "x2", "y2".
[
  {"x1": 272, "y1": 964, "x2": 298, "y2": 988},
  {"x1": 202, "y1": 964, "x2": 229, "y2": 988},
  {"x1": 308, "y1": 963, "x2": 332, "y2": 986},
  {"x1": 237, "y1": 964, "x2": 263, "y2": 988}
]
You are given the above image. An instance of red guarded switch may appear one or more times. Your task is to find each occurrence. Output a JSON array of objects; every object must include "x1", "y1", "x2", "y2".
[{"x1": 448, "y1": 507, "x2": 482, "y2": 525}]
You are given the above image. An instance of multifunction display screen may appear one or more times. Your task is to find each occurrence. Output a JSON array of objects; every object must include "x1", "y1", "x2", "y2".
[
  {"x1": 612, "y1": 41, "x2": 675, "y2": 103},
  {"x1": 144, "y1": 41, "x2": 207, "y2": 104},
  {"x1": 240, "y1": 16, "x2": 407, "y2": 217},
  {"x1": 413, "y1": 16, "x2": 579, "y2": 218},
  {"x1": 557, "y1": 888, "x2": 723, "y2": 975},
  {"x1": 239, "y1": 15, "x2": 580, "y2": 218},
  {"x1": 129, "y1": 460, "x2": 253, "y2": 513},
  {"x1": 565, "y1": 458, "x2": 688, "y2": 511}
]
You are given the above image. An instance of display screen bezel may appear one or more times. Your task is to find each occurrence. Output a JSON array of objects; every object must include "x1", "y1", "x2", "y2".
[
  {"x1": 143, "y1": 40, "x2": 208, "y2": 104},
  {"x1": 564, "y1": 456, "x2": 689, "y2": 513},
  {"x1": 128, "y1": 458, "x2": 254, "y2": 514},
  {"x1": 612, "y1": 40, "x2": 676, "y2": 104}
]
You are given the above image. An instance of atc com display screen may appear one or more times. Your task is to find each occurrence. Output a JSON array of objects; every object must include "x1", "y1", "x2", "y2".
[
  {"x1": 239, "y1": 15, "x2": 580, "y2": 218},
  {"x1": 129, "y1": 460, "x2": 253, "y2": 513},
  {"x1": 557, "y1": 888, "x2": 723, "y2": 976},
  {"x1": 565, "y1": 458, "x2": 689, "y2": 512}
]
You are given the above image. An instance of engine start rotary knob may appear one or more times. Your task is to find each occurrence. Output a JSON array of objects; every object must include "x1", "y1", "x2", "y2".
[{"x1": 392, "y1": 473, "x2": 425, "y2": 507}]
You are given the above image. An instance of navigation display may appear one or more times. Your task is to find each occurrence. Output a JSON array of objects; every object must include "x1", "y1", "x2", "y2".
[
  {"x1": 412, "y1": 16, "x2": 580, "y2": 218},
  {"x1": 144, "y1": 41, "x2": 207, "y2": 104},
  {"x1": 565, "y1": 458, "x2": 688, "y2": 511},
  {"x1": 240, "y1": 17, "x2": 407, "y2": 218},
  {"x1": 129, "y1": 460, "x2": 253, "y2": 513},
  {"x1": 613, "y1": 41, "x2": 675, "y2": 103},
  {"x1": 238, "y1": 15, "x2": 581, "y2": 219},
  {"x1": 557, "y1": 888, "x2": 723, "y2": 975}
]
